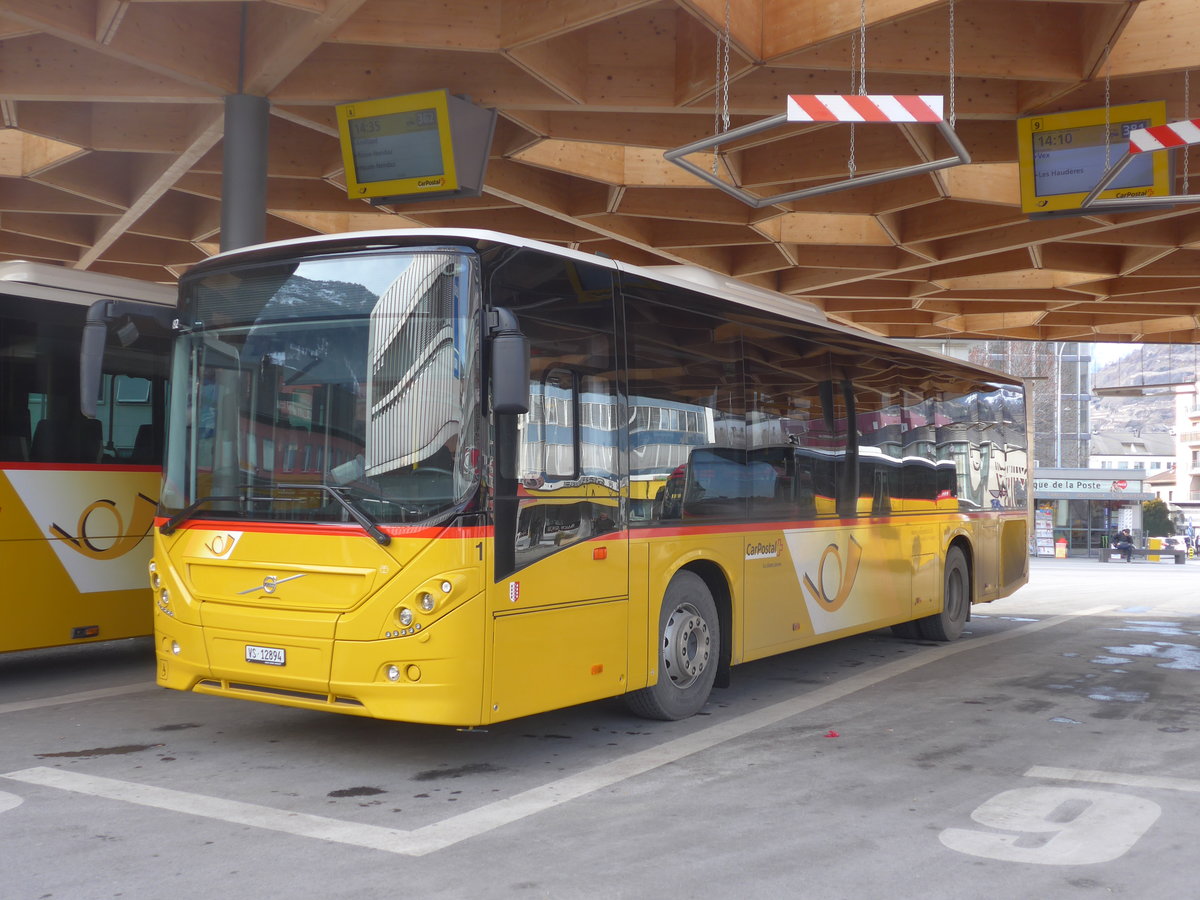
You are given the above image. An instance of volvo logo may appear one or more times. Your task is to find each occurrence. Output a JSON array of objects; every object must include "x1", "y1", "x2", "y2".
[{"x1": 238, "y1": 573, "x2": 307, "y2": 595}]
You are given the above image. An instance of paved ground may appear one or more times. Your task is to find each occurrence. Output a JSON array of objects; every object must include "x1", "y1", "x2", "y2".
[{"x1": 2, "y1": 556, "x2": 1198, "y2": 899}]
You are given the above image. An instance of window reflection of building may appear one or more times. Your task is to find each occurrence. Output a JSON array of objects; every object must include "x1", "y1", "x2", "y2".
[{"x1": 365, "y1": 253, "x2": 463, "y2": 476}]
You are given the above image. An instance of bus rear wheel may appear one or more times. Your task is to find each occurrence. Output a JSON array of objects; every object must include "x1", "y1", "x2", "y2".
[
  {"x1": 918, "y1": 547, "x2": 969, "y2": 641},
  {"x1": 625, "y1": 571, "x2": 719, "y2": 721}
]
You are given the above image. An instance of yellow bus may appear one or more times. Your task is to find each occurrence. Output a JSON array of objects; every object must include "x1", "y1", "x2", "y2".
[
  {"x1": 0, "y1": 261, "x2": 174, "y2": 653},
  {"x1": 151, "y1": 230, "x2": 1029, "y2": 724}
]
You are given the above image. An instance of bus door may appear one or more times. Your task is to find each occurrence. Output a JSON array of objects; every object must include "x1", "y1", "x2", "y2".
[
  {"x1": 489, "y1": 482, "x2": 628, "y2": 721},
  {"x1": 784, "y1": 380, "x2": 912, "y2": 642},
  {"x1": 484, "y1": 271, "x2": 628, "y2": 721}
]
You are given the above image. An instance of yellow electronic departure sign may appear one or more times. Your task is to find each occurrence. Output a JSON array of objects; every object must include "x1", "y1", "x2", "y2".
[
  {"x1": 337, "y1": 90, "x2": 460, "y2": 199},
  {"x1": 1017, "y1": 101, "x2": 1169, "y2": 214}
]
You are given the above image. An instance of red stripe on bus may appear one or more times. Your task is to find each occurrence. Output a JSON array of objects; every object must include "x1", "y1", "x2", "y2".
[
  {"x1": 1, "y1": 462, "x2": 161, "y2": 473},
  {"x1": 153, "y1": 517, "x2": 491, "y2": 540},
  {"x1": 154, "y1": 510, "x2": 1022, "y2": 541}
]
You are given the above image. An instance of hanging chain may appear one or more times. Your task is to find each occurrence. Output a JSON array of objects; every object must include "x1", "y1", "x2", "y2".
[
  {"x1": 849, "y1": 28, "x2": 857, "y2": 177},
  {"x1": 947, "y1": 0, "x2": 956, "y2": 128},
  {"x1": 1185, "y1": 69, "x2": 1191, "y2": 194},
  {"x1": 858, "y1": 0, "x2": 867, "y2": 94},
  {"x1": 712, "y1": 0, "x2": 731, "y2": 176},
  {"x1": 849, "y1": 0, "x2": 868, "y2": 177},
  {"x1": 1104, "y1": 45, "x2": 1112, "y2": 170}
]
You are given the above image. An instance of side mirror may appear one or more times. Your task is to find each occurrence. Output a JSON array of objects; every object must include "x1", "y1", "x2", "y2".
[
  {"x1": 80, "y1": 298, "x2": 176, "y2": 418},
  {"x1": 488, "y1": 308, "x2": 529, "y2": 415}
]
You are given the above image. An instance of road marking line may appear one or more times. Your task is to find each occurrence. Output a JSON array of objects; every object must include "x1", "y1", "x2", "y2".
[
  {"x1": 0, "y1": 683, "x2": 155, "y2": 716},
  {"x1": 1026, "y1": 766, "x2": 1200, "y2": 794},
  {"x1": 2, "y1": 607, "x2": 1112, "y2": 856},
  {"x1": 2, "y1": 767, "x2": 413, "y2": 853}
]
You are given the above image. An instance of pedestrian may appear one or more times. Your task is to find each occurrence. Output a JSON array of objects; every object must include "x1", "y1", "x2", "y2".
[{"x1": 1113, "y1": 528, "x2": 1134, "y2": 562}]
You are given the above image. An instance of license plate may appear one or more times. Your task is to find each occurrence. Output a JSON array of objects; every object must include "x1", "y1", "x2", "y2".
[{"x1": 245, "y1": 644, "x2": 286, "y2": 666}]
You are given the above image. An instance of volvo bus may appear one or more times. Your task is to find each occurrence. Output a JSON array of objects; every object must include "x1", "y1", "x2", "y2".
[
  {"x1": 150, "y1": 229, "x2": 1029, "y2": 724},
  {"x1": 1, "y1": 262, "x2": 173, "y2": 652}
]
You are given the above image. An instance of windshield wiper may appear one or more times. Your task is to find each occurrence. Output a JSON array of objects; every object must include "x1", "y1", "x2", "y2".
[
  {"x1": 275, "y1": 482, "x2": 391, "y2": 545},
  {"x1": 160, "y1": 494, "x2": 243, "y2": 535}
]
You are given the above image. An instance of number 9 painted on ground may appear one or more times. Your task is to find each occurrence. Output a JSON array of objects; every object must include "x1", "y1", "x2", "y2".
[{"x1": 940, "y1": 786, "x2": 1161, "y2": 865}]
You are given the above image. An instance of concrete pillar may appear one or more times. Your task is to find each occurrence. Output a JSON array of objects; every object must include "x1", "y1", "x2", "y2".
[{"x1": 220, "y1": 93, "x2": 270, "y2": 252}]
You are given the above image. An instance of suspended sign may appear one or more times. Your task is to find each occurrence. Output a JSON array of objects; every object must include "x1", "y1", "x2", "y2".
[
  {"x1": 1016, "y1": 101, "x2": 1169, "y2": 215},
  {"x1": 335, "y1": 89, "x2": 496, "y2": 204}
]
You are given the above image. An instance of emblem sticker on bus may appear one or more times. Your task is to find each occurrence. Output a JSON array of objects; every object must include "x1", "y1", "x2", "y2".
[
  {"x1": 204, "y1": 532, "x2": 242, "y2": 559},
  {"x1": 745, "y1": 540, "x2": 782, "y2": 560}
]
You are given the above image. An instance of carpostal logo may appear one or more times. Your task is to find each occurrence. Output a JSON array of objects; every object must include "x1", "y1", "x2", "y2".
[
  {"x1": 745, "y1": 540, "x2": 782, "y2": 561},
  {"x1": 417, "y1": 177, "x2": 446, "y2": 188},
  {"x1": 802, "y1": 535, "x2": 863, "y2": 613}
]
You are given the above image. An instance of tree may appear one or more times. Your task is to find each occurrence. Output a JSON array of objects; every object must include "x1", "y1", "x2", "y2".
[{"x1": 1142, "y1": 498, "x2": 1174, "y2": 537}]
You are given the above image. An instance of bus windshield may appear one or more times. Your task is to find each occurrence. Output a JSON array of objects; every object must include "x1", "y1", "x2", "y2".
[{"x1": 161, "y1": 247, "x2": 481, "y2": 528}]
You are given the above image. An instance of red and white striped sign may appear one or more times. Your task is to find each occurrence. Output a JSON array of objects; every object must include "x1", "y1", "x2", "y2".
[
  {"x1": 1128, "y1": 118, "x2": 1200, "y2": 154},
  {"x1": 786, "y1": 94, "x2": 944, "y2": 124}
]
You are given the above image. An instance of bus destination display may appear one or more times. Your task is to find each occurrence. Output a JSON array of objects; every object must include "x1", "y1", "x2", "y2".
[
  {"x1": 1016, "y1": 101, "x2": 1168, "y2": 214},
  {"x1": 348, "y1": 108, "x2": 443, "y2": 184},
  {"x1": 1031, "y1": 120, "x2": 1153, "y2": 198}
]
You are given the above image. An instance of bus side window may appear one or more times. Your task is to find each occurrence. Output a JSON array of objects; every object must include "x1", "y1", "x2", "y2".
[{"x1": 0, "y1": 405, "x2": 31, "y2": 462}]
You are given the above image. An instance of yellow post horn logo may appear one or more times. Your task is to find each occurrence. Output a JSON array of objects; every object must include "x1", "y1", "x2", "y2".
[
  {"x1": 50, "y1": 493, "x2": 158, "y2": 560},
  {"x1": 802, "y1": 536, "x2": 863, "y2": 613}
]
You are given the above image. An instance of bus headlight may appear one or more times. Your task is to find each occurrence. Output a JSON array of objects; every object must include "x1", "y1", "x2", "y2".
[
  {"x1": 397, "y1": 608, "x2": 414, "y2": 627},
  {"x1": 419, "y1": 592, "x2": 436, "y2": 613},
  {"x1": 157, "y1": 588, "x2": 174, "y2": 617},
  {"x1": 386, "y1": 665, "x2": 401, "y2": 682},
  {"x1": 149, "y1": 560, "x2": 160, "y2": 590}
]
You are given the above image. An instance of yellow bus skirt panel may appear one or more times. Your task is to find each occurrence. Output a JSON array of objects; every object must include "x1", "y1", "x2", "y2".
[
  {"x1": 328, "y1": 593, "x2": 488, "y2": 725},
  {"x1": 489, "y1": 597, "x2": 628, "y2": 724}
]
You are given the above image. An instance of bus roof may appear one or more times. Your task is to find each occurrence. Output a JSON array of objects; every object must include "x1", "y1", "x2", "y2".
[
  {"x1": 184, "y1": 228, "x2": 1022, "y2": 386},
  {"x1": 184, "y1": 227, "x2": 827, "y2": 322},
  {"x1": 0, "y1": 260, "x2": 176, "y2": 307}
]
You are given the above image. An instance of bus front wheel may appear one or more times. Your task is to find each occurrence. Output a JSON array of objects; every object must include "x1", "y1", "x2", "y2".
[
  {"x1": 625, "y1": 571, "x2": 719, "y2": 720},
  {"x1": 918, "y1": 547, "x2": 969, "y2": 641}
]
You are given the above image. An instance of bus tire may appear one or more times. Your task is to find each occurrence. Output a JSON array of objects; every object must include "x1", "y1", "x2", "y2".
[
  {"x1": 625, "y1": 571, "x2": 719, "y2": 721},
  {"x1": 918, "y1": 547, "x2": 969, "y2": 642},
  {"x1": 890, "y1": 621, "x2": 921, "y2": 639}
]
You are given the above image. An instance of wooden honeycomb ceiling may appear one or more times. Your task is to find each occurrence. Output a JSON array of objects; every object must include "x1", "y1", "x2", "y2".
[{"x1": 3, "y1": 0, "x2": 1200, "y2": 343}]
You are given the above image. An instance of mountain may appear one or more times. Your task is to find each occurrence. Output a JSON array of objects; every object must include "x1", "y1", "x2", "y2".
[{"x1": 1089, "y1": 344, "x2": 1199, "y2": 434}]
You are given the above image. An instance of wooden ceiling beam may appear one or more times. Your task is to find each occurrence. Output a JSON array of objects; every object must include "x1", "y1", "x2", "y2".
[
  {"x1": 271, "y1": 208, "x2": 415, "y2": 234},
  {"x1": 0, "y1": 211, "x2": 99, "y2": 246},
  {"x1": 0, "y1": 3, "x2": 233, "y2": 94},
  {"x1": 776, "y1": 4, "x2": 1085, "y2": 81},
  {"x1": 823, "y1": 298, "x2": 928, "y2": 313},
  {"x1": 102, "y1": 232, "x2": 208, "y2": 267},
  {"x1": 271, "y1": 46, "x2": 565, "y2": 107},
  {"x1": 500, "y1": 0, "x2": 661, "y2": 49},
  {"x1": 1106, "y1": 0, "x2": 1200, "y2": 77},
  {"x1": 1038, "y1": 242, "x2": 1124, "y2": 277},
  {"x1": 760, "y1": 0, "x2": 939, "y2": 60},
  {"x1": 775, "y1": 213, "x2": 894, "y2": 246},
  {"x1": 329, "y1": 0, "x2": 502, "y2": 51},
  {"x1": 615, "y1": 187, "x2": 757, "y2": 224},
  {"x1": 898, "y1": 201, "x2": 1027, "y2": 245},
  {"x1": 651, "y1": 220, "x2": 771, "y2": 248},
  {"x1": 730, "y1": 243, "x2": 794, "y2": 276},
  {"x1": 0, "y1": 33, "x2": 212, "y2": 101},
  {"x1": 0, "y1": 228, "x2": 86, "y2": 262},
  {"x1": 1121, "y1": 247, "x2": 1200, "y2": 277}
]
